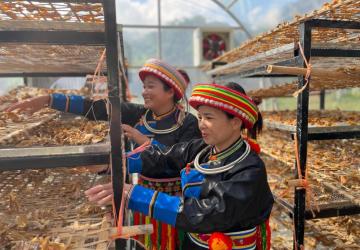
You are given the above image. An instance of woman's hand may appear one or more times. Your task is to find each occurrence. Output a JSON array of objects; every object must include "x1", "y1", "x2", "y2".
[
  {"x1": 122, "y1": 124, "x2": 150, "y2": 145},
  {"x1": 85, "y1": 182, "x2": 113, "y2": 206},
  {"x1": 5, "y1": 95, "x2": 50, "y2": 114},
  {"x1": 84, "y1": 182, "x2": 133, "y2": 206}
]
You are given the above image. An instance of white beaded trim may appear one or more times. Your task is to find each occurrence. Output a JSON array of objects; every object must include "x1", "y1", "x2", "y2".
[
  {"x1": 193, "y1": 140, "x2": 251, "y2": 175},
  {"x1": 143, "y1": 109, "x2": 181, "y2": 135},
  {"x1": 142, "y1": 66, "x2": 184, "y2": 95},
  {"x1": 189, "y1": 95, "x2": 256, "y2": 124}
]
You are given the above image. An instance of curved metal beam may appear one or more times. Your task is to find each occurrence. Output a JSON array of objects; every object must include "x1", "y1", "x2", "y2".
[{"x1": 211, "y1": 0, "x2": 252, "y2": 39}]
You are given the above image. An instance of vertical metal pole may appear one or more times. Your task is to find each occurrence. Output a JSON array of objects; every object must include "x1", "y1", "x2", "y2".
[
  {"x1": 103, "y1": 1, "x2": 126, "y2": 249},
  {"x1": 117, "y1": 25, "x2": 128, "y2": 102},
  {"x1": 157, "y1": 0, "x2": 162, "y2": 59},
  {"x1": 320, "y1": 89, "x2": 325, "y2": 110},
  {"x1": 293, "y1": 21, "x2": 311, "y2": 250},
  {"x1": 23, "y1": 77, "x2": 28, "y2": 86}
]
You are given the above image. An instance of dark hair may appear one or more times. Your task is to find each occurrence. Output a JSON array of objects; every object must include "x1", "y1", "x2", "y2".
[
  {"x1": 177, "y1": 69, "x2": 190, "y2": 84},
  {"x1": 162, "y1": 69, "x2": 190, "y2": 103},
  {"x1": 161, "y1": 81, "x2": 180, "y2": 103},
  {"x1": 224, "y1": 82, "x2": 263, "y2": 139}
]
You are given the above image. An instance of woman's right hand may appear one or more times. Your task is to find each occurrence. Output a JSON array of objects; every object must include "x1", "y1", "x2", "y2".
[
  {"x1": 85, "y1": 182, "x2": 114, "y2": 206},
  {"x1": 5, "y1": 95, "x2": 51, "y2": 114}
]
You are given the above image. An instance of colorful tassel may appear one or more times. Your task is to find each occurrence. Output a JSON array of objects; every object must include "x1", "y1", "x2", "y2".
[
  {"x1": 171, "y1": 226, "x2": 176, "y2": 250},
  {"x1": 158, "y1": 220, "x2": 162, "y2": 249},
  {"x1": 265, "y1": 219, "x2": 271, "y2": 250},
  {"x1": 167, "y1": 225, "x2": 172, "y2": 249},
  {"x1": 245, "y1": 138, "x2": 261, "y2": 154},
  {"x1": 145, "y1": 216, "x2": 151, "y2": 248},
  {"x1": 161, "y1": 223, "x2": 168, "y2": 250},
  {"x1": 256, "y1": 220, "x2": 271, "y2": 250},
  {"x1": 133, "y1": 212, "x2": 140, "y2": 240},
  {"x1": 178, "y1": 229, "x2": 185, "y2": 250},
  {"x1": 150, "y1": 218, "x2": 157, "y2": 248}
]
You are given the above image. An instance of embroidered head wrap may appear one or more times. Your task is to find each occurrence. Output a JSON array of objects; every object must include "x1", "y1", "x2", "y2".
[
  {"x1": 189, "y1": 83, "x2": 258, "y2": 129},
  {"x1": 139, "y1": 58, "x2": 188, "y2": 99}
]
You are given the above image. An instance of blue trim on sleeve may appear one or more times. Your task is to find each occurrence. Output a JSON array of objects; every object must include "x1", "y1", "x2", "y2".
[
  {"x1": 153, "y1": 192, "x2": 181, "y2": 226},
  {"x1": 51, "y1": 93, "x2": 67, "y2": 111},
  {"x1": 151, "y1": 139, "x2": 167, "y2": 150},
  {"x1": 69, "y1": 95, "x2": 84, "y2": 114},
  {"x1": 128, "y1": 185, "x2": 155, "y2": 215},
  {"x1": 181, "y1": 169, "x2": 205, "y2": 187},
  {"x1": 183, "y1": 186, "x2": 202, "y2": 199},
  {"x1": 127, "y1": 152, "x2": 142, "y2": 173}
]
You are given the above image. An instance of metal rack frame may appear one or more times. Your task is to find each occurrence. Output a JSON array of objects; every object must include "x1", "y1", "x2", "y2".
[
  {"x1": 211, "y1": 19, "x2": 360, "y2": 249},
  {"x1": 0, "y1": 1, "x2": 118, "y2": 171},
  {"x1": 0, "y1": 1, "x2": 129, "y2": 249}
]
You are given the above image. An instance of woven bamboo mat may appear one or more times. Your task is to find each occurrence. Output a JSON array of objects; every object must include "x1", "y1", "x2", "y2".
[
  {"x1": 205, "y1": 0, "x2": 360, "y2": 71},
  {"x1": 0, "y1": 1, "x2": 104, "y2": 23},
  {"x1": 0, "y1": 168, "x2": 112, "y2": 249},
  {"x1": 258, "y1": 128, "x2": 360, "y2": 206}
]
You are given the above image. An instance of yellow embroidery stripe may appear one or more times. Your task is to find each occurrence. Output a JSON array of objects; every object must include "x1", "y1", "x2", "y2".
[
  {"x1": 189, "y1": 233, "x2": 256, "y2": 249},
  {"x1": 193, "y1": 85, "x2": 257, "y2": 113},
  {"x1": 144, "y1": 63, "x2": 185, "y2": 92},
  {"x1": 191, "y1": 88, "x2": 257, "y2": 117}
]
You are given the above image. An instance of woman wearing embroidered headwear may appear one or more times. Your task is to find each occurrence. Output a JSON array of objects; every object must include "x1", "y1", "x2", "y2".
[
  {"x1": 88, "y1": 82, "x2": 274, "y2": 250},
  {"x1": 6, "y1": 59, "x2": 201, "y2": 249}
]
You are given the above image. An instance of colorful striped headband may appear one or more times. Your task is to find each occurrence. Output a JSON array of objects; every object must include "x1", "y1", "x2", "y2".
[
  {"x1": 189, "y1": 83, "x2": 259, "y2": 129},
  {"x1": 139, "y1": 59, "x2": 188, "y2": 99}
]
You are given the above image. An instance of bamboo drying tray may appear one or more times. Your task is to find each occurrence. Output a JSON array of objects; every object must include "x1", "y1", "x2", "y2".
[
  {"x1": 205, "y1": 0, "x2": 360, "y2": 95},
  {"x1": 0, "y1": 87, "x2": 108, "y2": 147},
  {"x1": 263, "y1": 110, "x2": 360, "y2": 127},
  {"x1": 0, "y1": 1, "x2": 104, "y2": 23},
  {"x1": 258, "y1": 129, "x2": 360, "y2": 205},
  {"x1": 0, "y1": 1, "x2": 107, "y2": 76},
  {"x1": 205, "y1": 0, "x2": 360, "y2": 71},
  {"x1": 264, "y1": 155, "x2": 360, "y2": 249},
  {"x1": 0, "y1": 168, "x2": 112, "y2": 249}
]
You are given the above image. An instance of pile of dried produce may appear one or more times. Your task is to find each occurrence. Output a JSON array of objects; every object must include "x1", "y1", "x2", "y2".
[
  {"x1": 0, "y1": 168, "x2": 110, "y2": 249},
  {"x1": 263, "y1": 155, "x2": 360, "y2": 249},
  {"x1": 0, "y1": 87, "x2": 109, "y2": 147},
  {"x1": 0, "y1": 109, "x2": 57, "y2": 146},
  {"x1": 258, "y1": 129, "x2": 360, "y2": 202},
  {"x1": 0, "y1": 111, "x2": 108, "y2": 147},
  {"x1": 269, "y1": 203, "x2": 360, "y2": 250},
  {"x1": 263, "y1": 110, "x2": 360, "y2": 127},
  {"x1": 6, "y1": 117, "x2": 108, "y2": 147}
]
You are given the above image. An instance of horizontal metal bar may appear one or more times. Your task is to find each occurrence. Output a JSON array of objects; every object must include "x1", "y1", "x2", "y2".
[
  {"x1": 305, "y1": 204, "x2": 360, "y2": 220},
  {"x1": 0, "y1": 141, "x2": 110, "y2": 171},
  {"x1": 0, "y1": 72, "x2": 105, "y2": 77},
  {"x1": 265, "y1": 121, "x2": 360, "y2": 134},
  {"x1": 291, "y1": 131, "x2": 360, "y2": 141},
  {"x1": 0, "y1": 30, "x2": 105, "y2": 45},
  {"x1": 237, "y1": 58, "x2": 299, "y2": 78},
  {"x1": 119, "y1": 24, "x2": 242, "y2": 30},
  {"x1": 0, "y1": 143, "x2": 110, "y2": 158},
  {"x1": 306, "y1": 19, "x2": 360, "y2": 29},
  {"x1": 0, "y1": 153, "x2": 109, "y2": 171},
  {"x1": 207, "y1": 43, "x2": 295, "y2": 76},
  {"x1": 311, "y1": 48, "x2": 360, "y2": 57},
  {"x1": 282, "y1": 200, "x2": 360, "y2": 220},
  {"x1": 0, "y1": 20, "x2": 105, "y2": 32},
  {"x1": 273, "y1": 195, "x2": 294, "y2": 214},
  {"x1": 27, "y1": 0, "x2": 103, "y2": 3}
]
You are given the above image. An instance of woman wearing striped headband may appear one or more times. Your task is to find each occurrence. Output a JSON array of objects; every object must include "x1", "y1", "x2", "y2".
[
  {"x1": 6, "y1": 58, "x2": 199, "y2": 149},
  {"x1": 7, "y1": 58, "x2": 201, "y2": 249},
  {"x1": 109, "y1": 82, "x2": 273, "y2": 250}
]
